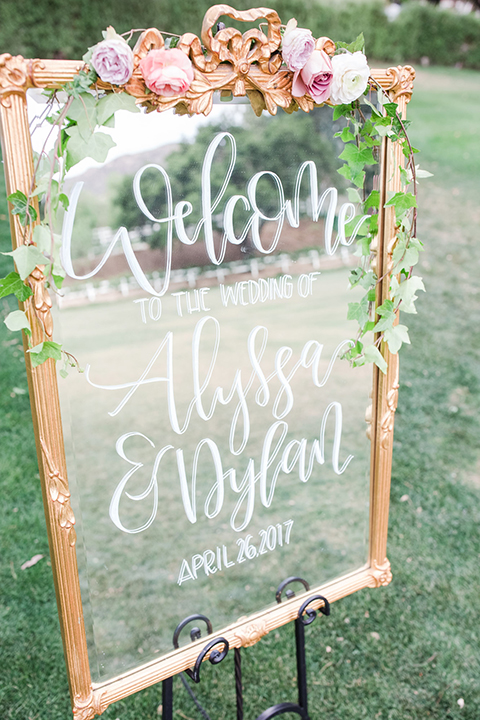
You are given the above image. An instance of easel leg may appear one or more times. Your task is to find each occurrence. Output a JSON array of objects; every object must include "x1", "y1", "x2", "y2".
[
  {"x1": 162, "y1": 676, "x2": 173, "y2": 720},
  {"x1": 295, "y1": 618, "x2": 308, "y2": 716},
  {"x1": 235, "y1": 647, "x2": 243, "y2": 720}
]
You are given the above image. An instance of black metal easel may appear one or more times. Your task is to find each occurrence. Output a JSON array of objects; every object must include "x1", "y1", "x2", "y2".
[{"x1": 161, "y1": 576, "x2": 330, "y2": 720}]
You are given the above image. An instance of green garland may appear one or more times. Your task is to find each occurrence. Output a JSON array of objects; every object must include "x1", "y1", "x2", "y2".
[{"x1": 0, "y1": 29, "x2": 429, "y2": 375}]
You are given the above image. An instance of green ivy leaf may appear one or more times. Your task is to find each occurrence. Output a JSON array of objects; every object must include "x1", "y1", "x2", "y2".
[
  {"x1": 392, "y1": 239, "x2": 420, "y2": 273},
  {"x1": 347, "y1": 296, "x2": 370, "y2": 326},
  {"x1": 409, "y1": 237, "x2": 424, "y2": 250},
  {"x1": 348, "y1": 267, "x2": 364, "y2": 287},
  {"x1": 335, "y1": 33, "x2": 365, "y2": 53},
  {"x1": 4, "y1": 309, "x2": 31, "y2": 334},
  {"x1": 32, "y1": 225, "x2": 65, "y2": 278},
  {"x1": 337, "y1": 164, "x2": 352, "y2": 181},
  {"x1": 52, "y1": 273, "x2": 65, "y2": 289},
  {"x1": 1, "y1": 245, "x2": 49, "y2": 280},
  {"x1": 96, "y1": 92, "x2": 140, "y2": 127},
  {"x1": 364, "y1": 344, "x2": 387, "y2": 374},
  {"x1": 0, "y1": 272, "x2": 33, "y2": 301},
  {"x1": 373, "y1": 311, "x2": 396, "y2": 333},
  {"x1": 375, "y1": 124, "x2": 393, "y2": 138},
  {"x1": 59, "y1": 193, "x2": 69, "y2": 210},
  {"x1": 68, "y1": 70, "x2": 96, "y2": 99},
  {"x1": 352, "y1": 169, "x2": 366, "y2": 189},
  {"x1": 343, "y1": 339, "x2": 363, "y2": 362},
  {"x1": 333, "y1": 104, "x2": 354, "y2": 121},
  {"x1": 102, "y1": 114, "x2": 116, "y2": 128},
  {"x1": 391, "y1": 275, "x2": 425, "y2": 313},
  {"x1": 7, "y1": 191, "x2": 38, "y2": 226},
  {"x1": 384, "y1": 324, "x2": 410, "y2": 354},
  {"x1": 383, "y1": 102, "x2": 399, "y2": 118},
  {"x1": 28, "y1": 340, "x2": 63, "y2": 367},
  {"x1": 31, "y1": 176, "x2": 53, "y2": 200},
  {"x1": 364, "y1": 190, "x2": 380, "y2": 211},
  {"x1": 32, "y1": 224, "x2": 52, "y2": 254},
  {"x1": 385, "y1": 191, "x2": 417, "y2": 217},
  {"x1": 416, "y1": 167, "x2": 434, "y2": 179},
  {"x1": 377, "y1": 298, "x2": 395, "y2": 315},
  {"x1": 347, "y1": 187, "x2": 362, "y2": 204},
  {"x1": 82, "y1": 46, "x2": 94, "y2": 67},
  {"x1": 339, "y1": 143, "x2": 376, "y2": 170},
  {"x1": 356, "y1": 235, "x2": 371, "y2": 256},
  {"x1": 369, "y1": 214, "x2": 378, "y2": 234},
  {"x1": 335, "y1": 126, "x2": 356, "y2": 143},
  {"x1": 345, "y1": 214, "x2": 369, "y2": 238},
  {"x1": 363, "y1": 320, "x2": 376, "y2": 333},
  {"x1": 363, "y1": 99, "x2": 383, "y2": 119},
  {"x1": 361, "y1": 134, "x2": 381, "y2": 148},
  {"x1": 373, "y1": 299, "x2": 396, "y2": 332},
  {"x1": 405, "y1": 145, "x2": 420, "y2": 156},
  {"x1": 358, "y1": 270, "x2": 376, "y2": 289},
  {"x1": 66, "y1": 93, "x2": 97, "y2": 138},
  {"x1": 66, "y1": 127, "x2": 116, "y2": 170}
]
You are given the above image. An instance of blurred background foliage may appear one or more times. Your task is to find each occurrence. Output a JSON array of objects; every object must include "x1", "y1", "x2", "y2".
[{"x1": 1, "y1": 0, "x2": 480, "y2": 69}]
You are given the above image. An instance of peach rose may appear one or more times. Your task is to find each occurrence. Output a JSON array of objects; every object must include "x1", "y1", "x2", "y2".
[
  {"x1": 140, "y1": 48, "x2": 194, "y2": 97},
  {"x1": 292, "y1": 49, "x2": 333, "y2": 104}
]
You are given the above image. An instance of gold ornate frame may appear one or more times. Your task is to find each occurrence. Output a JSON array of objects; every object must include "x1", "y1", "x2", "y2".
[{"x1": 0, "y1": 6, "x2": 414, "y2": 718}]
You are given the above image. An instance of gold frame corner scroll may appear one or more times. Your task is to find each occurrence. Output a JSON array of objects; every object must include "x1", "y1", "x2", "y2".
[{"x1": 0, "y1": 7, "x2": 413, "y2": 717}]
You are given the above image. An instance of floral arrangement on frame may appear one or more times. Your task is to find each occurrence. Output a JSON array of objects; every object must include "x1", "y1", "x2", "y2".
[{"x1": 0, "y1": 6, "x2": 426, "y2": 376}]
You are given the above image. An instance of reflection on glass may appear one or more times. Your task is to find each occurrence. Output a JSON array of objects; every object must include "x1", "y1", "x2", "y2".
[{"x1": 32, "y1": 96, "x2": 375, "y2": 681}]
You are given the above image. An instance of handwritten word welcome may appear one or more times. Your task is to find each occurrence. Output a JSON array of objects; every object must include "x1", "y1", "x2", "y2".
[{"x1": 61, "y1": 132, "x2": 368, "y2": 297}]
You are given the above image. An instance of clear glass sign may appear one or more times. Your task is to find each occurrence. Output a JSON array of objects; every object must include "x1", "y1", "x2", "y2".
[{"x1": 31, "y1": 97, "x2": 373, "y2": 681}]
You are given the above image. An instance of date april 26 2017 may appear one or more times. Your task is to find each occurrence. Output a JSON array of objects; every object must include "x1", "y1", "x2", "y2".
[{"x1": 177, "y1": 520, "x2": 294, "y2": 585}]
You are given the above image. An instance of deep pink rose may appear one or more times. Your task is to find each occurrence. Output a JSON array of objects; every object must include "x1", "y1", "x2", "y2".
[
  {"x1": 140, "y1": 48, "x2": 194, "y2": 97},
  {"x1": 91, "y1": 38, "x2": 134, "y2": 86},
  {"x1": 292, "y1": 49, "x2": 333, "y2": 104}
]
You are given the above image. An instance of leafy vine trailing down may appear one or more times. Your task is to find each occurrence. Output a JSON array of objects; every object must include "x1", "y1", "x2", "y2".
[{"x1": 0, "y1": 22, "x2": 429, "y2": 375}]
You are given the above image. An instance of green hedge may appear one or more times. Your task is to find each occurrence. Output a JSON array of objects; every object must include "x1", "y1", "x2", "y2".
[{"x1": 0, "y1": 0, "x2": 479, "y2": 69}]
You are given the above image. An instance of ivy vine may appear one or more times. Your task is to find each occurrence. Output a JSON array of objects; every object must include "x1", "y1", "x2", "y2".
[{"x1": 334, "y1": 83, "x2": 430, "y2": 373}]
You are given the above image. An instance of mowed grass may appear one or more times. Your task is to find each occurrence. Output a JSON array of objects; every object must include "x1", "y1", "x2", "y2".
[{"x1": 1, "y1": 65, "x2": 480, "y2": 719}]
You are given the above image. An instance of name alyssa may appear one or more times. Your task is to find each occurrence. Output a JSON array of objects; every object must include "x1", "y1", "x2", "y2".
[
  {"x1": 88, "y1": 316, "x2": 355, "y2": 535},
  {"x1": 60, "y1": 132, "x2": 368, "y2": 296}
]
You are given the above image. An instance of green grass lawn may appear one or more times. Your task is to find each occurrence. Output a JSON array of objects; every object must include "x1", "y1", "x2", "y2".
[{"x1": 1, "y1": 65, "x2": 480, "y2": 719}]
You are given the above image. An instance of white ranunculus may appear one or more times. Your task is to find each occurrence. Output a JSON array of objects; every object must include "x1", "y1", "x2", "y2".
[{"x1": 330, "y1": 51, "x2": 370, "y2": 104}]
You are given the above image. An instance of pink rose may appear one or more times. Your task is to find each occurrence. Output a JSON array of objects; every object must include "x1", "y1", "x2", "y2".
[
  {"x1": 140, "y1": 49, "x2": 194, "y2": 97},
  {"x1": 282, "y1": 18, "x2": 315, "y2": 72},
  {"x1": 292, "y1": 49, "x2": 333, "y2": 104},
  {"x1": 91, "y1": 35, "x2": 134, "y2": 86}
]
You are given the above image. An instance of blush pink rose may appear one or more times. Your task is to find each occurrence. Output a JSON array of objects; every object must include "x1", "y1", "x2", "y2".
[
  {"x1": 282, "y1": 18, "x2": 315, "y2": 72},
  {"x1": 140, "y1": 48, "x2": 194, "y2": 97},
  {"x1": 292, "y1": 49, "x2": 333, "y2": 104},
  {"x1": 91, "y1": 37, "x2": 134, "y2": 86}
]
